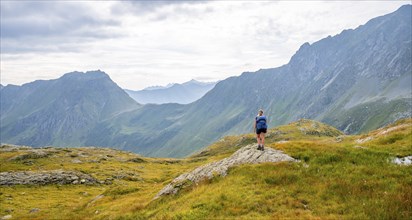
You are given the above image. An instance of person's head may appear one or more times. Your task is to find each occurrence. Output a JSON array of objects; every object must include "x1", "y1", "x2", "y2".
[{"x1": 258, "y1": 109, "x2": 263, "y2": 116}]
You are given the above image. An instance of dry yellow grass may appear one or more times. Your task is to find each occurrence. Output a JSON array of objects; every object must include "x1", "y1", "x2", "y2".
[{"x1": 1, "y1": 119, "x2": 411, "y2": 219}]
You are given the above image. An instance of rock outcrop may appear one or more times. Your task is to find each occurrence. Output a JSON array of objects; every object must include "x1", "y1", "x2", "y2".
[
  {"x1": 154, "y1": 144, "x2": 297, "y2": 199},
  {"x1": 393, "y1": 156, "x2": 412, "y2": 166},
  {"x1": 0, "y1": 170, "x2": 97, "y2": 185},
  {"x1": 0, "y1": 144, "x2": 32, "y2": 152},
  {"x1": 8, "y1": 149, "x2": 55, "y2": 161}
]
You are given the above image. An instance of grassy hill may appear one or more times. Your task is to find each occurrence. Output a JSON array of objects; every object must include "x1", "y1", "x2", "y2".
[{"x1": 1, "y1": 119, "x2": 411, "y2": 219}]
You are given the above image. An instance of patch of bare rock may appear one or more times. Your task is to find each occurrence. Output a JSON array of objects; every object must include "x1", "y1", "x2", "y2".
[
  {"x1": 393, "y1": 156, "x2": 412, "y2": 166},
  {"x1": 154, "y1": 144, "x2": 297, "y2": 199},
  {"x1": 0, "y1": 170, "x2": 97, "y2": 185}
]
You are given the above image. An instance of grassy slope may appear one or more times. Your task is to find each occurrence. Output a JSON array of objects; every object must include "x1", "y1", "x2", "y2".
[
  {"x1": 322, "y1": 97, "x2": 411, "y2": 134},
  {"x1": 0, "y1": 119, "x2": 411, "y2": 219}
]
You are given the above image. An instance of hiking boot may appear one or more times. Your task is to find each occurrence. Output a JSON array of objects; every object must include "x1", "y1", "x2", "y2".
[
  {"x1": 261, "y1": 145, "x2": 265, "y2": 151},
  {"x1": 257, "y1": 145, "x2": 261, "y2": 150}
]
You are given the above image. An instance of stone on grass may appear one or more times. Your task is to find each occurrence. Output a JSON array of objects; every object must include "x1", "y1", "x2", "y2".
[
  {"x1": 154, "y1": 144, "x2": 297, "y2": 199},
  {"x1": 393, "y1": 156, "x2": 412, "y2": 166},
  {"x1": 0, "y1": 215, "x2": 12, "y2": 220},
  {"x1": 0, "y1": 170, "x2": 97, "y2": 185},
  {"x1": 29, "y1": 208, "x2": 40, "y2": 213}
]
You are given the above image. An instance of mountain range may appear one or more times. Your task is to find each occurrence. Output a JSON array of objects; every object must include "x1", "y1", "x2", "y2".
[
  {"x1": 124, "y1": 80, "x2": 216, "y2": 104},
  {"x1": 1, "y1": 5, "x2": 411, "y2": 158}
]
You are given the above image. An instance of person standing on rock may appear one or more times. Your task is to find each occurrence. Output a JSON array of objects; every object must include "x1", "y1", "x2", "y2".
[{"x1": 254, "y1": 109, "x2": 267, "y2": 151}]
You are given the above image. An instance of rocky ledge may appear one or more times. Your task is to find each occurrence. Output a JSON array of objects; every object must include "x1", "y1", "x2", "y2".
[
  {"x1": 154, "y1": 144, "x2": 297, "y2": 199},
  {"x1": 0, "y1": 170, "x2": 97, "y2": 185}
]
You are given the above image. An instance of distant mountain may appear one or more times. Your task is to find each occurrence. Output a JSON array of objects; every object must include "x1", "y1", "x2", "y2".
[
  {"x1": 141, "y1": 83, "x2": 175, "y2": 91},
  {"x1": 125, "y1": 79, "x2": 216, "y2": 104},
  {"x1": 0, "y1": 70, "x2": 140, "y2": 147},
  {"x1": 86, "y1": 5, "x2": 411, "y2": 157}
]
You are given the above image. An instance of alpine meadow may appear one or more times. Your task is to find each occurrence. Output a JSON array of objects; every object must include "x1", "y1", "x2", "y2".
[{"x1": 0, "y1": 2, "x2": 411, "y2": 220}]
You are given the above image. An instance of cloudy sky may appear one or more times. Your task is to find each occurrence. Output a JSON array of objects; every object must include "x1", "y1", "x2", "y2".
[{"x1": 0, "y1": 1, "x2": 409, "y2": 90}]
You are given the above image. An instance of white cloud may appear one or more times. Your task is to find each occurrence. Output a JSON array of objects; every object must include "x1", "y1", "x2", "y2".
[{"x1": 0, "y1": 1, "x2": 409, "y2": 90}]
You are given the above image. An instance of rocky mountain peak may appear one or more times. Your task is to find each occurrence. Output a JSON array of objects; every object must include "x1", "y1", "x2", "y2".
[
  {"x1": 392, "y1": 4, "x2": 411, "y2": 17},
  {"x1": 60, "y1": 70, "x2": 110, "y2": 81}
]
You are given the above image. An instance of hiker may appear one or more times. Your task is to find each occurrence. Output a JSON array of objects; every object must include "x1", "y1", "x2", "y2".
[{"x1": 254, "y1": 109, "x2": 267, "y2": 151}]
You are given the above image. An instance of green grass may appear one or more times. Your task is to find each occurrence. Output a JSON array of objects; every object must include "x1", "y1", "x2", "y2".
[
  {"x1": 1, "y1": 119, "x2": 411, "y2": 219},
  {"x1": 323, "y1": 98, "x2": 411, "y2": 134}
]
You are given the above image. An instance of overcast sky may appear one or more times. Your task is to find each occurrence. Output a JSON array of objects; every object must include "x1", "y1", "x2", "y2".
[{"x1": 0, "y1": 1, "x2": 409, "y2": 90}]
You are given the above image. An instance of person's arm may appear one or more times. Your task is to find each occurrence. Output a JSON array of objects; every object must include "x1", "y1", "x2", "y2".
[{"x1": 253, "y1": 118, "x2": 256, "y2": 132}]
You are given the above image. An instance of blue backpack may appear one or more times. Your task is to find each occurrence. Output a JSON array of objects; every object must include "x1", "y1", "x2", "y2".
[{"x1": 256, "y1": 116, "x2": 267, "y2": 129}]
